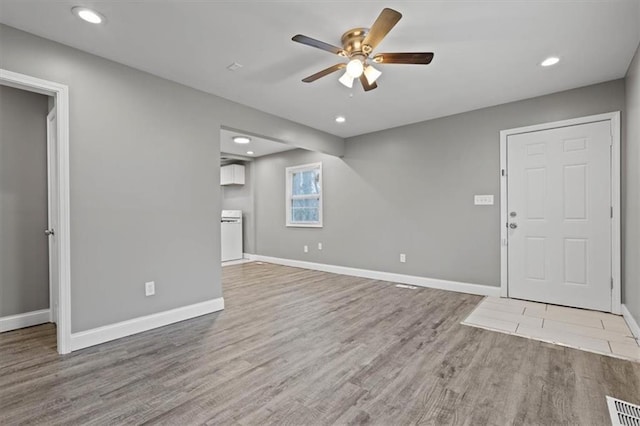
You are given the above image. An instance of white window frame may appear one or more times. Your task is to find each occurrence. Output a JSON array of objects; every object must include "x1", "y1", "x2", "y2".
[{"x1": 286, "y1": 162, "x2": 323, "y2": 228}]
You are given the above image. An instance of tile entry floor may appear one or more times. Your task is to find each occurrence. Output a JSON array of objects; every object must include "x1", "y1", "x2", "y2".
[{"x1": 462, "y1": 296, "x2": 640, "y2": 362}]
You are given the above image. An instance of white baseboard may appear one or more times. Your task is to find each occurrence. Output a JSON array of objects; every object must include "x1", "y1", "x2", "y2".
[
  {"x1": 0, "y1": 309, "x2": 50, "y2": 332},
  {"x1": 622, "y1": 304, "x2": 640, "y2": 340},
  {"x1": 222, "y1": 257, "x2": 253, "y2": 267},
  {"x1": 70, "y1": 297, "x2": 225, "y2": 352},
  {"x1": 247, "y1": 254, "x2": 500, "y2": 297}
]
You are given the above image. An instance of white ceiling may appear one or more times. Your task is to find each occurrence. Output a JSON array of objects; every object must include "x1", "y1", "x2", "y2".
[
  {"x1": 1, "y1": 1, "x2": 638, "y2": 138},
  {"x1": 220, "y1": 128, "x2": 296, "y2": 159}
]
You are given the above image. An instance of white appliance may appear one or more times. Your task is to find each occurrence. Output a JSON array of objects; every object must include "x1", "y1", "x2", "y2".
[{"x1": 221, "y1": 210, "x2": 243, "y2": 262}]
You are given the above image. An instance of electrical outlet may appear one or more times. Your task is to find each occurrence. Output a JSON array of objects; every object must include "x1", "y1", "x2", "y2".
[
  {"x1": 400, "y1": 253, "x2": 406, "y2": 263},
  {"x1": 145, "y1": 281, "x2": 155, "y2": 296},
  {"x1": 304, "y1": 245, "x2": 308, "y2": 253},
  {"x1": 318, "y1": 242, "x2": 323, "y2": 250},
  {"x1": 474, "y1": 195, "x2": 494, "y2": 205}
]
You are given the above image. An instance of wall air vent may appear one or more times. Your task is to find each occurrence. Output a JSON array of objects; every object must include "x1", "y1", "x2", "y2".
[
  {"x1": 226, "y1": 62, "x2": 243, "y2": 71},
  {"x1": 607, "y1": 396, "x2": 640, "y2": 426}
]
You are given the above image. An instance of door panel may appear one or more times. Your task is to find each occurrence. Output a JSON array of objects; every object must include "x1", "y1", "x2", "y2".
[
  {"x1": 563, "y1": 164, "x2": 588, "y2": 219},
  {"x1": 526, "y1": 168, "x2": 546, "y2": 219},
  {"x1": 507, "y1": 120, "x2": 611, "y2": 312},
  {"x1": 47, "y1": 108, "x2": 58, "y2": 323},
  {"x1": 564, "y1": 238, "x2": 587, "y2": 285},
  {"x1": 525, "y1": 237, "x2": 546, "y2": 280}
]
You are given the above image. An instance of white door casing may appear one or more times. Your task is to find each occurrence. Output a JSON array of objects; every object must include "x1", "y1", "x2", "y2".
[
  {"x1": 47, "y1": 108, "x2": 59, "y2": 324},
  {"x1": 500, "y1": 112, "x2": 621, "y2": 314}
]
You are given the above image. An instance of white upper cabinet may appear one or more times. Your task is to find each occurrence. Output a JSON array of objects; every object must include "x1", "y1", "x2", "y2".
[{"x1": 221, "y1": 164, "x2": 245, "y2": 185}]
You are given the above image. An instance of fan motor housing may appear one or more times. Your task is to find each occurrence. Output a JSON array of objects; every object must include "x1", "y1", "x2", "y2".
[{"x1": 341, "y1": 28, "x2": 369, "y2": 57}]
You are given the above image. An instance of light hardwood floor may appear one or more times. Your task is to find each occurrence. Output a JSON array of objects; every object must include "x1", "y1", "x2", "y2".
[{"x1": 1, "y1": 262, "x2": 639, "y2": 425}]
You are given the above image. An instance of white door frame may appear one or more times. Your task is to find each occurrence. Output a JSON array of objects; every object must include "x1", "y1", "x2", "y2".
[
  {"x1": 0, "y1": 69, "x2": 72, "y2": 353},
  {"x1": 499, "y1": 112, "x2": 621, "y2": 314}
]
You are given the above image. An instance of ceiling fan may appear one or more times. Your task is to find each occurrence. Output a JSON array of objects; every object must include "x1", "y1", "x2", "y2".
[{"x1": 292, "y1": 8, "x2": 434, "y2": 92}]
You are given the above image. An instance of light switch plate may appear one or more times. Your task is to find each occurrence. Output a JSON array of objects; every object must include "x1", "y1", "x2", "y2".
[{"x1": 474, "y1": 195, "x2": 494, "y2": 205}]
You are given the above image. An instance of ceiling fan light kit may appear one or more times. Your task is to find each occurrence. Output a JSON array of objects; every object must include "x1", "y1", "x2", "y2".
[
  {"x1": 363, "y1": 65, "x2": 382, "y2": 84},
  {"x1": 346, "y1": 57, "x2": 365, "y2": 78},
  {"x1": 292, "y1": 8, "x2": 434, "y2": 92},
  {"x1": 338, "y1": 72, "x2": 354, "y2": 88}
]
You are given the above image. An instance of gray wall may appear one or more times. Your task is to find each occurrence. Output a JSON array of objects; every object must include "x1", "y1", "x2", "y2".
[
  {"x1": 221, "y1": 162, "x2": 255, "y2": 254},
  {"x1": 625, "y1": 43, "x2": 640, "y2": 321},
  {"x1": 254, "y1": 80, "x2": 625, "y2": 287},
  {"x1": 0, "y1": 85, "x2": 50, "y2": 316},
  {"x1": 0, "y1": 24, "x2": 342, "y2": 332}
]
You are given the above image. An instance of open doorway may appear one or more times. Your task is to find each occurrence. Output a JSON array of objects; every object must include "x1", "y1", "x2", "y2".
[
  {"x1": 0, "y1": 69, "x2": 71, "y2": 354},
  {"x1": 0, "y1": 85, "x2": 52, "y2": 334},
  {"x1": 219, "y1": 127, "x2": 298, "y2": 264}
]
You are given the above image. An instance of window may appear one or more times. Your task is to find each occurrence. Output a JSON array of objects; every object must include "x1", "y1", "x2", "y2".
[{"x1": 286, "y1": 162, "x2": 322, "y2": 227}]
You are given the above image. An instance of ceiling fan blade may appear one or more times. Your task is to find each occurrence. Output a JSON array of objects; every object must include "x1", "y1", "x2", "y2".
[
  {"x1": 362, "y1": 8, "x2": 402, "y2": 51},
  {"x1": 302, "y1": 63, "x2": 346, "y2": 83},
  {"x1": 373, "y1": 52, "x2": 434, "y2": 65},
  {"x1": 292, "y1": 34, "x2": 345, "y2": 56},
  {"x1": 359, "y1": 74, "x2": 378, "y2": 92}
]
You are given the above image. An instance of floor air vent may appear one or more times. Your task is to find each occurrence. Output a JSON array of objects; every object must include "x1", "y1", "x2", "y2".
[
  {"x1": 395, "y1": 284, "x2": 417, "y2": 290},
  {"x1": 607, "y1": 396, "x2": 640, "y2": 426}
]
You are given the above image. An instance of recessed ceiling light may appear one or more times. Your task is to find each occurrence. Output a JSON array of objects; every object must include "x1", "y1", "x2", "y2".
[
  {"x1": 71, "y1": 6, "x2": 104, "y2": 24},
  {"x1": 246, "y1": 151, "x2": 254, "y2": 155},
  {"x1": 232, "y1": 136, "x2": 251, "y2": 144},
  {"x1": 540, "y1": 56, "x2": 560, "y2": 67},
  {"x1": 335, "y1": 116, "x2": 346, "y2": 123}
]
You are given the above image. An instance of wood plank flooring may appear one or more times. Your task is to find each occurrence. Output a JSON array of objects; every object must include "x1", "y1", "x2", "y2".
[{"x1": 1, "y1": 262, "x2": 639, "y2": 425}]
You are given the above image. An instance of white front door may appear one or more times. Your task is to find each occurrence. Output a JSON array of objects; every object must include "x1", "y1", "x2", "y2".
[
  {"x1": 507, "y1": 120, "x2": 612, "y2": 312},
  {"x1": 47, "y1": 108, "x2": 59, "y2": 324}
]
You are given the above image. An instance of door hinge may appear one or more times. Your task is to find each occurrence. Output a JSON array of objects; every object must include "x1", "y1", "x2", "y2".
[
  {"x1": 611, "y1": 206, "x2": 613, "y2": 218},
  {"x1": 501, "y1": 169, "x2": 506, "y2": 177},
  {"x1": 611, "y1": 277, "x2": 614, "y2": 289}
]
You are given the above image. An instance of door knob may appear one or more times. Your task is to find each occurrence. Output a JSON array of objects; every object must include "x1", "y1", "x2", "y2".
[
  {"x1": 509, "y1": 223, "x2": 518, "y2": 229},
  {"x1": 45, "y1": 229, "x2": 55, "y2": 236}
]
